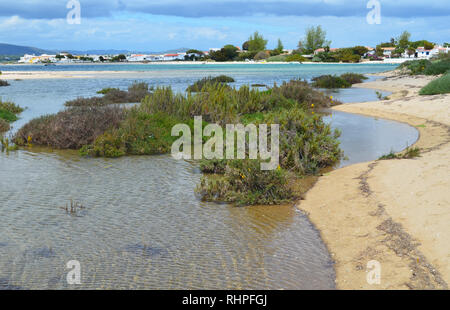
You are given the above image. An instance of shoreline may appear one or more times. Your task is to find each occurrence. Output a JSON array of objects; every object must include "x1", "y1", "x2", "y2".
[{"x1": 297, "y1": 72, "x2": 450, "y2": 289}]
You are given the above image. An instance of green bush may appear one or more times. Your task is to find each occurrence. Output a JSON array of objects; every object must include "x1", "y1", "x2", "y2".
[
  {"x1": 0, "y1": 100, "x2": 25, "y2": 114},
  {"x1": 14, "y1": 107, "x2": 125, "y2": 149},
  {"x1": 423, "y1": 59, "x2": 450, "y2": 75},
  {"x1": 197, "y1": 159, "x2": 293, "y2": 206},
  {"x1": 285, "y1": 54, "x2": 307, "y2": 62},
  {"x1": 186, "y1": 75, "x2": 235, "y2": 92},
  {"x1": 65, "y1": 82, "x2": 151, "y2": 107},
  {"x1": 0, "y1": 80, "x2": 10, "y2": 87},
  {"x1": 0, "y1": 108, "x2": 18, "y2": 122},
  {"x1": 419, "y1": 73, "x2": 450, "y2": 95},
  {"x1": 0, "y1": 118, "x2": 9, "y2": 133},
  {"x1": 311, "y1": 75, "x2": 351, "y2": 88},
  {"x1": 81, "y1": 111, "x2": 188, "y2": 157},
  {"x1": 398, "y1": 59, "x2": 432, "y2": 75},
  {"x1": 340, "y1": 73, "x2": 368, "y2": 84},
  {"x1": 266, "y1": 55, "x2": 288, "y2": 62},
  {"x1": 272, "y1": 80, "x2": 338, "y2": 108},
  {"x1": 261, "y1": 107, "x2": 342, "y2": 174}
]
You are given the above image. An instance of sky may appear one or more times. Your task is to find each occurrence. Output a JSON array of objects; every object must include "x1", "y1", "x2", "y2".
[{"x1": 0, "y1": 0, "x2": 449, "y2": 51}]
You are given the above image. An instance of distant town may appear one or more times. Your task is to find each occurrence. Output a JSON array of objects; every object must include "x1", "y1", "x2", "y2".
[{"x1": 14, "y1": 29, "x2": 450, "y2": 64}]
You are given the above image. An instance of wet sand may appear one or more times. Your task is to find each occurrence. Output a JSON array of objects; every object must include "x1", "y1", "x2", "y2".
[{"x1": 298, "y1": 72, "x2": 450, "y2": 289}]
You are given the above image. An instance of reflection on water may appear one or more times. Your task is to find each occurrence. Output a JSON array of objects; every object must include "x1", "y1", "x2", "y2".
[{"x1": 0, "y1": 151, "x2": 335, "y2": 289}]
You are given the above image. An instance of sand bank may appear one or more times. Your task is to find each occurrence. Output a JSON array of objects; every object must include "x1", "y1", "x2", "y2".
[{"x1": 298, "y1": 72, "x2": 450, "y2": 289}]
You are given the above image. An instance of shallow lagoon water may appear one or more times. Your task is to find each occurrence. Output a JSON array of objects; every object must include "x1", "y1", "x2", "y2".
[{"x1": 0, "y1": 63, "x2": 417, "y2": 289}]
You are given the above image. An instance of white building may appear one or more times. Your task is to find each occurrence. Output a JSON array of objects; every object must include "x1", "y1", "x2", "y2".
[{"x1": 18, "y1": 54, "x2": 57, "y2": 63}]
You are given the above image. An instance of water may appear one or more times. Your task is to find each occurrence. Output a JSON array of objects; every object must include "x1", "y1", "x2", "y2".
[{"x1": 0, "y1": 63, "x2": 417, "y2": 290}]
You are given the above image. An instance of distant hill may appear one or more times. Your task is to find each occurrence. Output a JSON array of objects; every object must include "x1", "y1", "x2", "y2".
[
  {"x1": 67, "y1": 47, "x2": 192, "y2": 55},
  {"x1": 0, "y1": 43, "x2": 54, "y2": 55},
  {"x1": 0, "y1": 43, "x2": 192, "y2": 56}
]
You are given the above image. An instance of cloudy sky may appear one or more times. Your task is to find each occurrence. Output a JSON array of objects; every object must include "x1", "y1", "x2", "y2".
[{"x1": 0, "y1": 0, "x2": 449, "y2": 51}]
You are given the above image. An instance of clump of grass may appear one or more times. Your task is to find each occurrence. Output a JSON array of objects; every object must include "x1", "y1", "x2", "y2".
[
  {"x1": 419, "y1": 73, "x2": 450, "y2": 95},
  {"x1": 0, "y1": 109, "x2": 18, "y2": 122},
  {"x1": 340, "y1": 73, "x2": 368, "y2": 84},
  {"x1": 65, "y1": 82, "x2": 152, "y2": 107},
  {"x1": 0, "y1": 80, "x2": 10, "y2": 87},
  {"x1": 398, "y1": 59, "x2": 450, "y2": 76},
  {"x1": 1, "y1": 137, "x2": 18, "y2": 152},
  {"x1": 0, "y1": 100, "x2": 25, "y2": 114},
  {"x1": 378, "y1": 147, "x2": 421, "y2": 160},
  {"x1": 14, "y1": 106, "x2": 125, "y2": 149},
  {"x1": 80, "y1": 111, "x2": 186, "y2": 157},
  {"x1": 60, "y1": 199, "x2": 86, "y2": 216},
  {"x1": 311, "y1": 75, "x2": 351, "y2": 88},
  {"x1": 272, "y1": 79, "x2": 339, "y2": 108},
  {"x1": 0, "y1": 119, "x2": 10, "y2": 133},
  {"x1": 375, "y1": 91, "x2": 389, "y2": 100},
  {"x1": 196, "y1": 159, "x2": 294, "y2": 206},
  {"x1": 97, "y1": 87, "x2": 118, "y2": 94},
  {"x1": 186, "y1": 75, "x2": 235, "y2": 92}
]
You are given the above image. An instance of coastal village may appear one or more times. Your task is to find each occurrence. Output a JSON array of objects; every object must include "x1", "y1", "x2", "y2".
[{"x1": 17, "y1": 45, "x2": 450, "y2": 64}]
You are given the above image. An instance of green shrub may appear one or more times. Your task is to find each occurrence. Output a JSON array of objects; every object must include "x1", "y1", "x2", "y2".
[
  {"x1": 340, "y1": 73, "x2": 368, "y2": 84},
  {"x1": 261, "y1": 107, "x2": 343, "y2": 174},
  {"x1": 311, "y1": 75, "x2": 351, "y2": 88},
  {"x1": 423, "y1": 59, "x2": 450, "y2": 75},
  {"x1": 0, "y1": 100, "x2": 24, "y2": 114},
  {"x1": 285, "y1": 54, "x2": 307, "y2": 62},
  {"x1": 272, "y1": 80, "x2": 338, "y2": 108},
  {"x1": 197, "y1": 159, "x2": 293, "y2": 206},
  {"x1": 0, "y1": 80, "x2": 9, "y2": 87},
  {"x1": 186, "y1": 75, "x2": 235, "y2": 92},
  {"x1": 0, "y1": 108, "x2": 18, "y2": 122},
  {"x1": 398, "y1": 59, "x2": 432, "y2": 75},
  {"x1": 97, "y1": 87, "x2": 118, "y2": 94},
  {"x1": 266, "y1": 55, "x2": 288, "y2": 62},
  {"x1": 0, "y1": 118, "x2": 9, "y2": 133},
  {"x1": 82, "y1": 111, "x2": 186, "y2": 157},
  {"x1": 66, "y1": 82, "x2": 151, "y2": 107},
  {"x1": 419, "y1": 73, "x2": 450, "y2": 95},
  {"x1": 14, "y1": 107, "x2": 125, "y2": 149},
  {"x1": 254, "y1": 51, "x2": 270, "y2": 60}
]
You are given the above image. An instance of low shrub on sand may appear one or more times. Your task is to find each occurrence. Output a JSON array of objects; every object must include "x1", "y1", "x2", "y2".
[{"x1": 419, "y1": 73, "x2": 450, "y2": 95}]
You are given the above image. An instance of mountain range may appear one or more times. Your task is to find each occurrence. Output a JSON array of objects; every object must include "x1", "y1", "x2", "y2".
[{"x1": 0, "y1": 43, "x2": 191, "y2": 56}]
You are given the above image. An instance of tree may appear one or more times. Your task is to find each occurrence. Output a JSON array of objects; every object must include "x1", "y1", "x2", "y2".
[
  {"x1": 99, "y1": 56, "x2": 105, "y2": 62},
  {"x1": 276, "y1": 39, "x2": 284, "y2": 53},
  {"x1": 352, "y1": 46, "x2": 369, "y2": 56},
  {"x1": 247, "y1": 31, "x2": 268, "y2": 52},
  {"x1": 407, "y1": 47, "x2": 416, "y2": 58},
  {"x1": 398, "y1": 31, "x2": 411, "y2": 49},
  {"x1": 210, "y1": 45, "x2": 238, "y2": 62},
  {"x1": 299, "y1": 25, "x2": 331, "y2": 54},
  {"x1": 242, "y1": 41, "x2": 249, "y2": 51}
]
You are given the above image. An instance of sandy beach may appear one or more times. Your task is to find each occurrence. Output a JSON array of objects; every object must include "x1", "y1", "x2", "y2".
[{"x1": 298, "y1": 72, "x2": 450, "y2": 289}]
